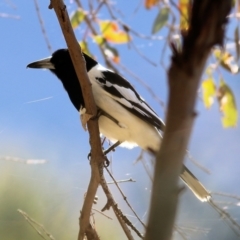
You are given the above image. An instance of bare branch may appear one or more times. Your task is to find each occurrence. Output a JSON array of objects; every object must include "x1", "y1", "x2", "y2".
[
  {"x1": 48, "y1": 1, "x2": 105, "y2": 240},
  {"x1": 85, "y1": 223, "x2": 100, "y2": 240},
  {"x1": 209, "y1": 200, "x2": 240, "y2": 237},
  {"x1": 100, "y1": 169, "x2": 142, "y2": 239},
  {"x1": 186, "y1": 150, "x2": 211, "y2": 175},
  {"x1": 18, "y1": 209, "x2": 55, "y2": 240},
  {"x1": 107, "y1": 178, "x2": 136, "y2": 184},
  {"x1": 212, "y1": 191, "x2": 240, "y2": 201},
  {"x1": 105, "y1": 167, "x2": 146, "y2": 229}
]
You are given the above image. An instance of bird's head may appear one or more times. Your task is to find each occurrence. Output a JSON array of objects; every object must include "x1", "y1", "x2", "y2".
[
  {"x1": 27, "y1": 49, "x2": 76, "y2": 82},
  {"x1": 27, "y1": 48, "x2": 97, "y2": 82},
  {"x1": 27, "y1": 49, "x2": 97, "y2": 111}
]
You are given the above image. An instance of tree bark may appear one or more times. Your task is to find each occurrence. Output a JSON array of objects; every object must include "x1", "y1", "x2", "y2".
[
  {"x1": 49, "y1": 1, "x2": 105, "y2": 239},
  {"x1": 145, "y1": 1, "x2": 232, "y2": 239}
]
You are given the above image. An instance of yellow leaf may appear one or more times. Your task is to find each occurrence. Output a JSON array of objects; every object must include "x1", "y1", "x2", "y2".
[
  {"x1": 217, "y1": 79, "x2": 238, "y2": 128},
  {"x1": 79, "y1": 41, "x2": 93, "y2": 57},
  {"x1": 202, "y1": 78, "x2": 216, "y2": 109},
  {"x1": 92, "y1": 35, "x2": 106, "y2": 46},
  {"x1": 145, "y1": 0, "x2": 160, "y2": 9},
  {"x1": 205, "y1": 66, "x2": 213, "y2": 77},
  {"x1": 214, "y1": 49, "x2": 239, "y2": 74},
  {"x1": 99, "y1": 21, "x2": 130, "y2": 44},
  {"x1": 70, "y1": 9, "x2": 85, "y2": 29},
  {"x1": 179, "y1": 0, "x2": 191, "y2": 30}
]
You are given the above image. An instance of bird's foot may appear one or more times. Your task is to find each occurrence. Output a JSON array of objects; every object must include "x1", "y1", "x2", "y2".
[{"x1": 87, "y1": 151, "x2": 110, "y2": 167}]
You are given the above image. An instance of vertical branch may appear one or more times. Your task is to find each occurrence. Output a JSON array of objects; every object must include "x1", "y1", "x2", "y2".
[
  {"x1": 145, "y1": 1, "x2": 232, "y2": 239},
  {"x1": 48, "y1": 1, "x2": 105, "y2": 239}
]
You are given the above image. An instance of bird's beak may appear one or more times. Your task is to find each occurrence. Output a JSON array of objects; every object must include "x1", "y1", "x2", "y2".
[{"x1": 27, "y1": 57, "x2": 55, "y2": 69}]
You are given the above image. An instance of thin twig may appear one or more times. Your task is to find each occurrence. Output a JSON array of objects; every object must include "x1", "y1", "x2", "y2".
[
  {"x1": 107, "y1": 178, "x2": 136, "y2": 184},
  {"x1": 134, "y1": 150, "x2": 153, "y2": 181},
  {"x1": 100, "y1": 171, "x2": 137, "y2": 239},
  {"x1": 186, "y1": 150, "x2": 211, "y2": 175},
  {"x1": 4, "y1": 0, "x2": 17, "y2": 9},
  {"x1": 173, "y1": 226, "x2": 188, "y2": 240},
  {"x1": 92, "y1": 208, "x2": 113, "y2": 220},
  {"x1": 211, "y1": 192, "x2": 240, "y2": 201},
  {"x1": 34, "y1": 0, "x2": 52, "y2": 54},
  {"x1": 209, "y1": 199, "x2": 240, "y2": 237},
  {"x1": 130, "y1": 41, "x2": 158, "y2": 67},
  {"x1": 105, "y1": 167, "x2": 146, "y2": 229},
  {"x1": 18, "y1": 209, "x2": 55, "y2": 240},
  {"x1": 176, "y1": 225, "x2": 210, "y2": 235},
  {"x1": 213, "y1": 200, "x2": 240, "y2": 206},
  {"x1": 104, "y1": 1, "x2": 164, "y2": 40}
]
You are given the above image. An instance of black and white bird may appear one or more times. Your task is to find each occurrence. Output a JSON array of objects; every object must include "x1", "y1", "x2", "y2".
[{"x1": 27, "y1": 49, "x2": 211, "y2": 202}]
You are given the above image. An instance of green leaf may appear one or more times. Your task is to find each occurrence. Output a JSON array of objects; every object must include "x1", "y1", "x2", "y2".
[
  {"x1": 70, "y1": 9, "x2": 85, "y2": 29},
  {"x1": 202, "y1": 78, "x2": 216, "y2": 109},
  {"x1": 151, "y1": 7, "x2": 169, "y2": 34},
  {"x1": 217, "y1": 79, "x2": 238, "y2": 128}
]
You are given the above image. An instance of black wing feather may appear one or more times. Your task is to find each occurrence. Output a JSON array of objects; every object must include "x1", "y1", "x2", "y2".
[{"x1": 96, "y1": 70, "x2": 165, "y2": 131}]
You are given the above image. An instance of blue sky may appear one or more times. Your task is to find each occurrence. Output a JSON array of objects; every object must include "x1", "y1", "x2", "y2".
[{"x1": 0, "y1": 1, "x2": 240, "y2": 239}]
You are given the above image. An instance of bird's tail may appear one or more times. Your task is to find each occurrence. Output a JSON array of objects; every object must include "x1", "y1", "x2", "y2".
[{"x1": 180, "y1": 165, "x2": 211, "y2": 202}]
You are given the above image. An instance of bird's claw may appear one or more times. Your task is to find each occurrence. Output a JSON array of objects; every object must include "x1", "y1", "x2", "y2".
[
  {"x1": 87, "y1": 151, "x2": 110, "y2": 167},
  {"x1": 104, "y1": 156, "x2": 110, "y2": 167}
]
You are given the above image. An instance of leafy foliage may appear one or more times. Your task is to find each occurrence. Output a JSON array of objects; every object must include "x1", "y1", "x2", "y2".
[
  {"x1": 79, "y1": 41, "x2": 93, "y2": 57},
  {"x1": 152, "y1": 7, "x2": 169, "y2": 34},
  {"x1": 145, "y1": 0, "x2": 160, "y2": 9},
  {"x1": 70, "y1": 9, "x2": 85, "y2": 29},
  {"x1": 202, "y1": 78, "x2": 216, "y2": 109},
  {"x1": 99, "y1": 21, "x2": 131, "y2": 44},
  {"x1": 214, "y1": 49, "x2": 239, "y2": 74},
  {"x1": 68, "y1": 0, "x2": 239, "y2": 128},
  {"x1": 179, "y1": 0, "x2": 191, "y2": 30},
  {"x1": 217, "y1": 79, "x2": 238, "y2": 127}
]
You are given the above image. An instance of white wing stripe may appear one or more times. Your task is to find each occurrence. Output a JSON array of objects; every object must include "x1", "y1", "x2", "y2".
[{"x1": 88, "y1": 64, "x2": 163, "y2": 129}]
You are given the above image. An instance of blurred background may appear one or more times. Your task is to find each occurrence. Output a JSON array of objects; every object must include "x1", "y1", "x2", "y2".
[{"x1": 0, "y1": 0, "x2": 240, "y2": 239}]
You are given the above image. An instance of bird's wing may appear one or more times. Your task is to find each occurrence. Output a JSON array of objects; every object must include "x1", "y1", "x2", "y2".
[{"x1": 92, "y1": 67, "x2": 165, "y2": 131}]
